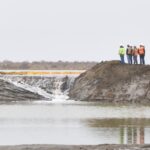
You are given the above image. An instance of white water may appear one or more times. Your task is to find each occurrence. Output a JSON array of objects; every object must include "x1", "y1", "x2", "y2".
[{"x1": 0, "y1": 75, "x2": 76, "y2": 101}]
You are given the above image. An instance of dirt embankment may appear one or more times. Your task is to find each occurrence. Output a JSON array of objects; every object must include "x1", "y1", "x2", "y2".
[{"x1": 69, "y1": 61, "x2": 150, "y2": 103}]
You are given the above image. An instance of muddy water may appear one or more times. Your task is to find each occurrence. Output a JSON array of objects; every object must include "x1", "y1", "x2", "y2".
[{"x1": 0, "y1": 101, "x2": 150, "y2": 145}]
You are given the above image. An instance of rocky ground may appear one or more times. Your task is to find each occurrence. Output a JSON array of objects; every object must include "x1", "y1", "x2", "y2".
[
  {"x1": 0, "y1": 144, "x2": 150, "y2": 150},
  {"x1": 69, "y1": 61, "x2": 150, "y2": 103}
]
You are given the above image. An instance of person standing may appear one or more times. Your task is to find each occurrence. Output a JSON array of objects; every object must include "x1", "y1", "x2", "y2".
[
  {"x1": 138, "y1": 45, "x2": 145, "y2": 64},
  {"x1": 126, "y1": 45, "x2": 133, "y2": 64},
  {"x1": 126, "y1": 45, "x2": 130, "y2": 64},
  {"x1": 119, "y1": 45, "x2": 125, "y2": 64},
  {"x1": 132, "y1": 46, "x2": 138, "y2": 64}
]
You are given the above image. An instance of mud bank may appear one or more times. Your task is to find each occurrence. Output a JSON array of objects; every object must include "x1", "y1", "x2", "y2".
[
  {"x1": 0, "y1": 79, "x2": 45, "y2": 101},
  {"x1": 0, "y1": 144, "x2": 149, "y2": 150},
  {"x1": 69, "y1": 61, "x2": 150, "y2": 103}
]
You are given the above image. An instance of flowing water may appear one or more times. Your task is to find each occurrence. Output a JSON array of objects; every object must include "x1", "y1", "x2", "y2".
[{"x1": 0, "y1": 74, "x2": 150, "y2": 145}]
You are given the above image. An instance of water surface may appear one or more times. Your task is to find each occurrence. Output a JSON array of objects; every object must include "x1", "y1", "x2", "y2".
[{"x1": 0, "y1": 101, "x2": 150, "y2": 145}]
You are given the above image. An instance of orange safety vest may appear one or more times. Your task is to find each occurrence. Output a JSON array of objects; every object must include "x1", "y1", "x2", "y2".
[
  {"x1": 139, "y1": 47, "x2": 145, "y2": 55},
  {"x1": 133, "y1": 49, "x2": 138, "y2": 56},
  {"x1": 138, "y1": 47, "x2": 145, "y2": 55}
]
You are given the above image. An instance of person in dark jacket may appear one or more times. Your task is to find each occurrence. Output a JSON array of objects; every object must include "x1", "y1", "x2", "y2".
[{"x1": 126, "y1": 45, "x2": 133, "y2": 64}]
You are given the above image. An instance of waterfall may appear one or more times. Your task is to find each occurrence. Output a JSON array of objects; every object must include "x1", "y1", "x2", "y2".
[{"x1": 0, "y1": 75, "x2": 76, "y2": 101}]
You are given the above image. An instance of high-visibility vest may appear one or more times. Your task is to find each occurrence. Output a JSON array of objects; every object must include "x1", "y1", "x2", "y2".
[
  {"x1": 133, "y1": 49, "x2": 138, "y2": 56},
  {"x1": 127, "y1": 48, "x2": 132, "y2": 55},
  {"x1": 119, "y1": 48, "x2": 125, "y2": 55},
  {"x1": 138, "y1": 47, "x2": 145, "y2": 55}
]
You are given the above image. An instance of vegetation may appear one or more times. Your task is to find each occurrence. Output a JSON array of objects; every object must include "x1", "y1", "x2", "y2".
[{"x1": 0, "y1": 60, "x2": 97, "y2": 70}]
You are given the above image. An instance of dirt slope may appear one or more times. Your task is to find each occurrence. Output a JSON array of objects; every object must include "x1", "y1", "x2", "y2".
[
  {"x1": 0, "y1": 79, "x2": 45, "y2": 101},
  {"x1": 69, "y1": 61, "x2": 150, "y2": 103}
]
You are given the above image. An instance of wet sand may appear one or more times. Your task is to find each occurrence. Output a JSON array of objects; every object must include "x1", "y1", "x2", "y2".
[{"x1": 0, "y1": 145, "x2": 150, "y2": 150}]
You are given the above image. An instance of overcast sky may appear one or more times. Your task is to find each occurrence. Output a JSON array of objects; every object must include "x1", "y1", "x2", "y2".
[{"x1": 0, "y1": 0, "x2": 149, "y2": 63}]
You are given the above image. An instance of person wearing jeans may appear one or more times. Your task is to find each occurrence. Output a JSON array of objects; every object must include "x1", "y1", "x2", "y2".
[
  {"x1": 119, "y1": 45, "x2": 125, "y2": 64},
  {"x1": 138, "y1": 45, "x2": 145, "y2": 64},
  {"x1": 126, "y1": 45, "x2": 133, "y2": 64},
  {"x1": 132, "y1": 46, "x2": 138, "y2": 64}
]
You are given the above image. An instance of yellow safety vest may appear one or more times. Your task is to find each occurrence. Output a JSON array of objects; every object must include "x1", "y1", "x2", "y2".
[{"x1": 119, "y1": 48, "x2": 125, "y2": 55}]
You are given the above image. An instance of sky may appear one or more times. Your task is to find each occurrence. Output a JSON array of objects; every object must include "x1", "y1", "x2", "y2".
[{"x1": 0, "y1": 0, "x2": 150, "y2": 63}]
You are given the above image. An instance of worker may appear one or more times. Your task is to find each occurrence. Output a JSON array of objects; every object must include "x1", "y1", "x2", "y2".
[
  {"x1": 132, "y1": 46, "x2": 138, "y2": 64},
  {"x1": 126, "y1": 45, "x2": 133, "y2": 64},
  {"x1": 138, "y1": 45, "x2": 145, "y2": 64},
  {"x1": 119, "y1": 45, "x2": 125, "y2": 64}
]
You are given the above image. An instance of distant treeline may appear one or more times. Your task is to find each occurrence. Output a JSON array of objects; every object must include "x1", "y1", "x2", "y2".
[{"x1": 0, "y1": 61, "x2": 97, "y2": 70}]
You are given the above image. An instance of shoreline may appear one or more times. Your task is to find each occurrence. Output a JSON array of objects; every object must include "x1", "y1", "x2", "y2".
[{"x1": 0, "y1": 144, "x2": 149, "y2": 150}]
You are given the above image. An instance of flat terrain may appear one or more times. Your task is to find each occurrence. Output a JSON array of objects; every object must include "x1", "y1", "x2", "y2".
[
  {"x1": 0, "y1": 70, "x2": 84, "y2": 75},
  {"x1": 0, "y1": 145, "x2": 150, "y2": 150}
]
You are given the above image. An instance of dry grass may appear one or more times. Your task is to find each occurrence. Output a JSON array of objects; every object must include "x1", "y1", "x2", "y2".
[{"x1": 0, "y1": 70, "x2": 85, "y2": 75}]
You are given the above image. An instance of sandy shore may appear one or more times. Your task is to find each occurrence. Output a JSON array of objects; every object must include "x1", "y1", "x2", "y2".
[{"x1": 0, "y1": 145, "x2": 150, "y2": 150}]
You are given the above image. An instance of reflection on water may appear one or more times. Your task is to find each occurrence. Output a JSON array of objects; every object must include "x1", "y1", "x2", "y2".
[
  {"x1": 86, "y1": 118, "x2": 147, "y2": 144},
  {"x1": 122, "y1": 127, "x2": 144, "y2": 144},
  {"x1": 0, "y1": 102, "x2": 150, "y2": 145},
  {"x1": 120, "y1": 127, "x2": 144, "y2": 144}
]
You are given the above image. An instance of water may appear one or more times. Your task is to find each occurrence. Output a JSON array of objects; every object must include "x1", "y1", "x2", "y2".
[
  {"x1": 0, "y1": 101, "x2": 150, "y2": 145},
  {"x1": 0, "y1": 75, "x2": 75, "y2": 100},
  {"x1": 0, "y1": 74, "x2": 150, "y2": 145}
]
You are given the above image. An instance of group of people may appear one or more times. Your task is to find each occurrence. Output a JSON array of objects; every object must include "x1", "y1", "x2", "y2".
[{"x1": 119, "y1": 45, "x2": 145, "y2": 64}]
